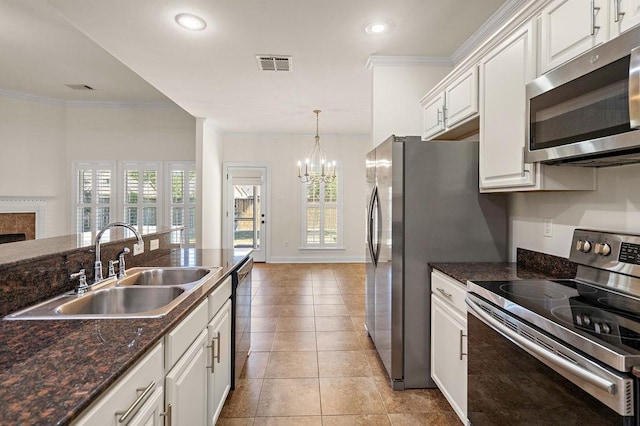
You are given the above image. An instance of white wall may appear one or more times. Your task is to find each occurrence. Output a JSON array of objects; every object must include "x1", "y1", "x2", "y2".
[
  {"x1": 509, "y1": 164, "x2": 640, "y2": 259},
  {"x1": 222, "y1": 133, "x2": 370, "y2": 262},
  {"x1": 371, "y1": 64, "x2": 452, "y2": 146},
  {"x1": 197, "y1": 118, "x2": 224, "y2": 249},
  {"x1": 0, "y1": 96, "x2": 68, "y2": 236},
  {"x1": 0, "y1": 93, "x2": 196, "y2": 238},
  {"x1": 66, "y1": 105, "x2": 195, "y2": 160}
]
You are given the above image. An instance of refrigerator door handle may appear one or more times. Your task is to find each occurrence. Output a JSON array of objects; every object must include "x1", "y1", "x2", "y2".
[
  {"x1": 372, "y1": 187, "x2": 382, "y2": 265},
  {"x1": 367, "y1": 186, "x2": 376, "y2": 264}
]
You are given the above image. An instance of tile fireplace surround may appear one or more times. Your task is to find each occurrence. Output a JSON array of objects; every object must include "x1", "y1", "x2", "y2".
[{"x1": 0, "y1": 213, "x2": 36, "y2": 241}]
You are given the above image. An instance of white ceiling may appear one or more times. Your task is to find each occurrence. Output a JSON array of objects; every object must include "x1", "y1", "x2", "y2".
[{"x1": 2, "y1": 0, "x2": 509, "y2": 134}]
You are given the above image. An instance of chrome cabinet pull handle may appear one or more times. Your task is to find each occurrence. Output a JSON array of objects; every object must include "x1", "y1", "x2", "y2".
[
  {"x1": 160, "y1": 403, "x2": 172, "y2": 426},
  {"x1": 591, "y1": 0, "x2": 601, "y2": 35},
  {"x1": 207, "y1": 332, "x2": 221, "y2": 373},
  {"x1": 614, "y1": 0, "x2": 624, "y2": 22},
  {"x1": 436, "y1": 287, "x2": 452, "y2": 300},
  {"x1": 215, "y1": 331, "x2": 222, "y2": 363},
  {"x1": 459, "y1": 330, "x2": 467, "y2": 360},
  {"x1": 436, "y1": 108, "x2": 443, "y2": 125},
  {"x1": 116, "y1": 381, "x2": 155, "y2": 424}
]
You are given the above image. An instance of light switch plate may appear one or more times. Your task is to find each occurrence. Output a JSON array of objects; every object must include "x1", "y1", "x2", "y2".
[
  {"x1": 133, "y1": 242, "x2": 144, "y2": 255},
  {"x1": 150, "y1": 239, "x2": 159, "y2": 251}
]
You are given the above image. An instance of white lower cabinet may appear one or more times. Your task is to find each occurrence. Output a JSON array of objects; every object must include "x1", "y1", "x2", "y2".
[
  {"x1": 431, "y1": 271, "x2": 467, "y2": 425},
  {"x1": 72, "y1": 342, "x2": 164, "y2": 426},
  {"x1": 74, "y1": 275, "x2": 234, "y2": 426},
  {"x1": 165, "y1": 329, "x2": 209, "y2": 425},
  {"x1": 166, "y1": 276, "x2": 233, "y2": 426},
  {"x1": 208, "y1": 299, "x2": 232, "y2": 423}
]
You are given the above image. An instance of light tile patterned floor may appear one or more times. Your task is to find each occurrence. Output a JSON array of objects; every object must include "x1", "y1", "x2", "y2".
[{"x1": 218, "y1": 263, "x2": 459, "y2": 425}]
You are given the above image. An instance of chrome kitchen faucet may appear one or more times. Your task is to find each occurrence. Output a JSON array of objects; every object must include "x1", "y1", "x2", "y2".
[{"x1": 94, "y1": 222, "x2": 143, "y2": 284}]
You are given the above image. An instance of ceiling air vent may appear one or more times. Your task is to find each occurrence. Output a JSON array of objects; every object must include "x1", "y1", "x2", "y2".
[
  {"x1": 65, "y1": 84, "x2": 95, "y2": 91},
  {"x1": 256, "y1": 55, "x2": 292, "y2": 72}
]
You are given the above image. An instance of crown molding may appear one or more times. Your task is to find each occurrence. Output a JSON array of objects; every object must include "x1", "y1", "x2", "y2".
[
  {"x1": 0, "y1": 89, "x2": 178, "y2": 109},
  {"x1": 365, "y1": 55, "x2": 453, "y2": 70},
  {"x1": 451, "y1": 0, "x2": 530, "y2": 64}
]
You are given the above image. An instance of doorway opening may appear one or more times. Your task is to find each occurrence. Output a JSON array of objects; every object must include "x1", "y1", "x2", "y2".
[{"x1": 223, "y1": 164, "x2": 269, "y2": 262}]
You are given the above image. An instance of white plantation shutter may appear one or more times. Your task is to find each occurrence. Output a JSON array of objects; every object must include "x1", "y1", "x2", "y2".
[
  {"x1": 120, "y1": 161, "x2": 161, "y2": 234},
  {"x1": 301, "y1": 164, "x2": 342, "y2": 248},
  {"x1": 166, "y1": 162, "x2": 197, "y2": 245},
  {"x1": 74, "y1": 161, "x2": 115, "y2": 244}
]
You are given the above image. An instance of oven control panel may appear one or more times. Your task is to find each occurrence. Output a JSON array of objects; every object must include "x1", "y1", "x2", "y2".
[{"x1": 570, "y1": 229, "x2": 640, "y2": 275}]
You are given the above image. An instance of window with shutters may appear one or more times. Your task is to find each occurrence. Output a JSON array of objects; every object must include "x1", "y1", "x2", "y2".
[
  {"x1": 167, "y1": 162, "x2": 197, "y2": 245},
  {"x1": 120, "y1": 161, "x2": 161, "y2": 235},
  {"x1": 74, "y1": 161, "x2": 115, "y2": 246},
  {"x1": 301, "y1": 166, "x2": 342, "y2": 249},
  {"x1": 74, "y1": 161, "x2": 196, "y2": 243}
]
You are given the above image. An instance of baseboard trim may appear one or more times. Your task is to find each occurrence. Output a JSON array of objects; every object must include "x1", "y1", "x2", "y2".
[{"x1": 268, "y1": 256, "x2": 365, "y2": 263}]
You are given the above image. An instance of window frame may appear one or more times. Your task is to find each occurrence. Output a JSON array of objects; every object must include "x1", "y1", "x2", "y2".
[
  {"x1": 119, "y1": 160, "x2": 163, "y2": 235},
  {"x1": 73, "y1": 160, "x2": 196, "y2": 243},
  {"x1": 72, "y1": 160, "x2": 116, "y2": 245},
  {"x1": 165, "y1": 161, "x2": 197, "y2": 246},
  {"x1": 299, "y1": 164, "x2": 343, "y2": 250}
]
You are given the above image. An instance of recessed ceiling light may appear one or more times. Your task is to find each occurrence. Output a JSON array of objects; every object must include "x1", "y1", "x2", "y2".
[
  {"x1": 175, "y1": 13, "x2": 207, "y2": 31},
  {"x1": 365, "y1": 21, "x2": 389, "y2": 35}
]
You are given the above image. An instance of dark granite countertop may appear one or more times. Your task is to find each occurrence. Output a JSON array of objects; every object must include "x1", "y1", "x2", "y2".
[
  {"x1": 430, "y1": 262, "x2": 562, "y2": 285},
  {"x1": 0, "y1": 248, "x2": 251, "y2": 426}
]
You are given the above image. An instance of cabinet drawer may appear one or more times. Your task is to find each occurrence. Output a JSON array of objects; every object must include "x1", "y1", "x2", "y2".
[
  {"x1": 74, "y1": 342, "x2": 163, "y2": 425},
  {"x1": 209, "y1": 275, "x2": 232, "y2": 320},
  {"x1": 431, "y1": 270, "x2": 467, "y2": 314},
  {"x1": 165, "y1": 299, "x2": 208, "y2": 368}
]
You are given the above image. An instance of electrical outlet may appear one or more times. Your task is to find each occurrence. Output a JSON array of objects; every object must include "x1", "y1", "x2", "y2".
[
  {"x1": 543, "y1": 218, "x2": 553, "y2": 237},
  {"x1": 133, "y1": 242, "x2": 144, "y2": 255},
  {"x1": 150, "y1": 239, "x2": 159, "y2": 251},
  {"x1": 284, "y1": 241, "x2": 289, "y2": 247}
]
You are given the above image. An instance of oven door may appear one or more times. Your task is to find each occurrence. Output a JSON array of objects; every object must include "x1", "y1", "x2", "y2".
[{"x1": 466, "y1": 294, "x2": 637, "y2": 425}]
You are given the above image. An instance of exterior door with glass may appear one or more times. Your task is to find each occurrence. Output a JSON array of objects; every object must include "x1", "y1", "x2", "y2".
[{"x1": 224, "y1": 166, "x2": 268, "y2": 262}]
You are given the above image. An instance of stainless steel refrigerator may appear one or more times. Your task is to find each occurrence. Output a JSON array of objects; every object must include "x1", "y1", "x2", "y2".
[{"x1": 365, "y1": 135, "x2": 507, "y2": 390}]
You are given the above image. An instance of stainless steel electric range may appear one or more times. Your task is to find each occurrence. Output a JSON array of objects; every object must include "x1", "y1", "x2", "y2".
[{"x1": 467, "y1": 229, "x2": 640, "y2": 425}]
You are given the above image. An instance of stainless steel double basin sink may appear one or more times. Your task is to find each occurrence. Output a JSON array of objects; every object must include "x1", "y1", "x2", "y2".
[{"x1": 5, "y1": 267, "x2": 223, "y2": 320}]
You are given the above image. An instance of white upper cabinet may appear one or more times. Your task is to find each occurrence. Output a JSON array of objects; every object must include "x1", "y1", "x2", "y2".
[
  {"x1": 480, "y1": 23, "x2": 537, "y2": 190},
  {"x1": 421, "y1": 67, "x2": 479, "y2": 140},
  {"x1": 539, "y1": 0, "x2": 609, "y2": 73},
  {"x1": 611, "y1": 0, "x2": 640, "y2": 37},
  {"x1": 422, "y1": 92, "x2": 446, "y2": 140},
  {"x1": 479, "y1": 21, "x2": 596, "y2": 192}
]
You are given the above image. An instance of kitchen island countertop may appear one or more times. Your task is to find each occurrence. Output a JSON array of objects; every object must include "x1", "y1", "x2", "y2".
[{"x1": 0, "y1": 248, "x2": 250, "y2": 425}]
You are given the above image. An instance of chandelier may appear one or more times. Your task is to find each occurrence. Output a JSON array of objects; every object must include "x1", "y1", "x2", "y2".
[{"x1": 297, "y1": 109, "x2": 336, "y2": 184}]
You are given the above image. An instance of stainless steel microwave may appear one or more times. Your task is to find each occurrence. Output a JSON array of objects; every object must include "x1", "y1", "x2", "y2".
[{"x1": 525, "y1": 25, "x2": 640, "y2": 167}]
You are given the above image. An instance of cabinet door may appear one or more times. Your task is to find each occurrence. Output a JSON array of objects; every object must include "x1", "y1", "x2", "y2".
[
  {"x1": 444, "y1": 67, "x2": 478, "y2": 128},
  {"x1": 165, "y1": 329, "x2": 208, "y2": 426},
  {"x1": 611, "y1": 0, "x2": 640, "y2": 36},
  {"x1": 208, "y1": 299, "x2": 232, "y2": 424},
  {"x1": 128, "y1": 387, "x2": 164, "y2": 426},
  {"x1": 422, "y1": 91, "x2": 445, "y2": 140},
  {"x1": 73, "y1": 343, "x2": 164, "y2": 426},
  {"x1": 479, "y1": 23, "x2": 536, "y2": 191},
  {"x1": 431, "y1": 295, "x2": 467, "y2": 423},
  {"x1": 540, "y1": 0, "x2": 608, "y2": 73}
]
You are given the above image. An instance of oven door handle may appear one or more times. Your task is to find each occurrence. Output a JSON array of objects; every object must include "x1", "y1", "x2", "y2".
[{"x1": 466, "y1": 297, "x2": 617, "y2": 395}]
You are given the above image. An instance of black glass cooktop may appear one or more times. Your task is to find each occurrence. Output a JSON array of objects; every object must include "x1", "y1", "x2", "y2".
[{"x1": 468, "y1": 279, "x2": 640, "y2": 357}]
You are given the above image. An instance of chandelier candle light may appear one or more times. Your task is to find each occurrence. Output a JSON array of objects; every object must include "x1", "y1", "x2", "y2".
[{"x1": 297, "y1": 110, "x2": 336, "y2": 184}]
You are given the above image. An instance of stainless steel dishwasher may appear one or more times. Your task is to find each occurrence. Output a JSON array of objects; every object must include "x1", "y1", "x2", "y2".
[{"x1": 232, "y1": 257, "x2": 252, "y2": 389}]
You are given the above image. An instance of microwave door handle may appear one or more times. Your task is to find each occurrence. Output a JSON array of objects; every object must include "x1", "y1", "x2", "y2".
[{"x1": 629, "y1": 46, "x2": 640, "y2": 128}]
